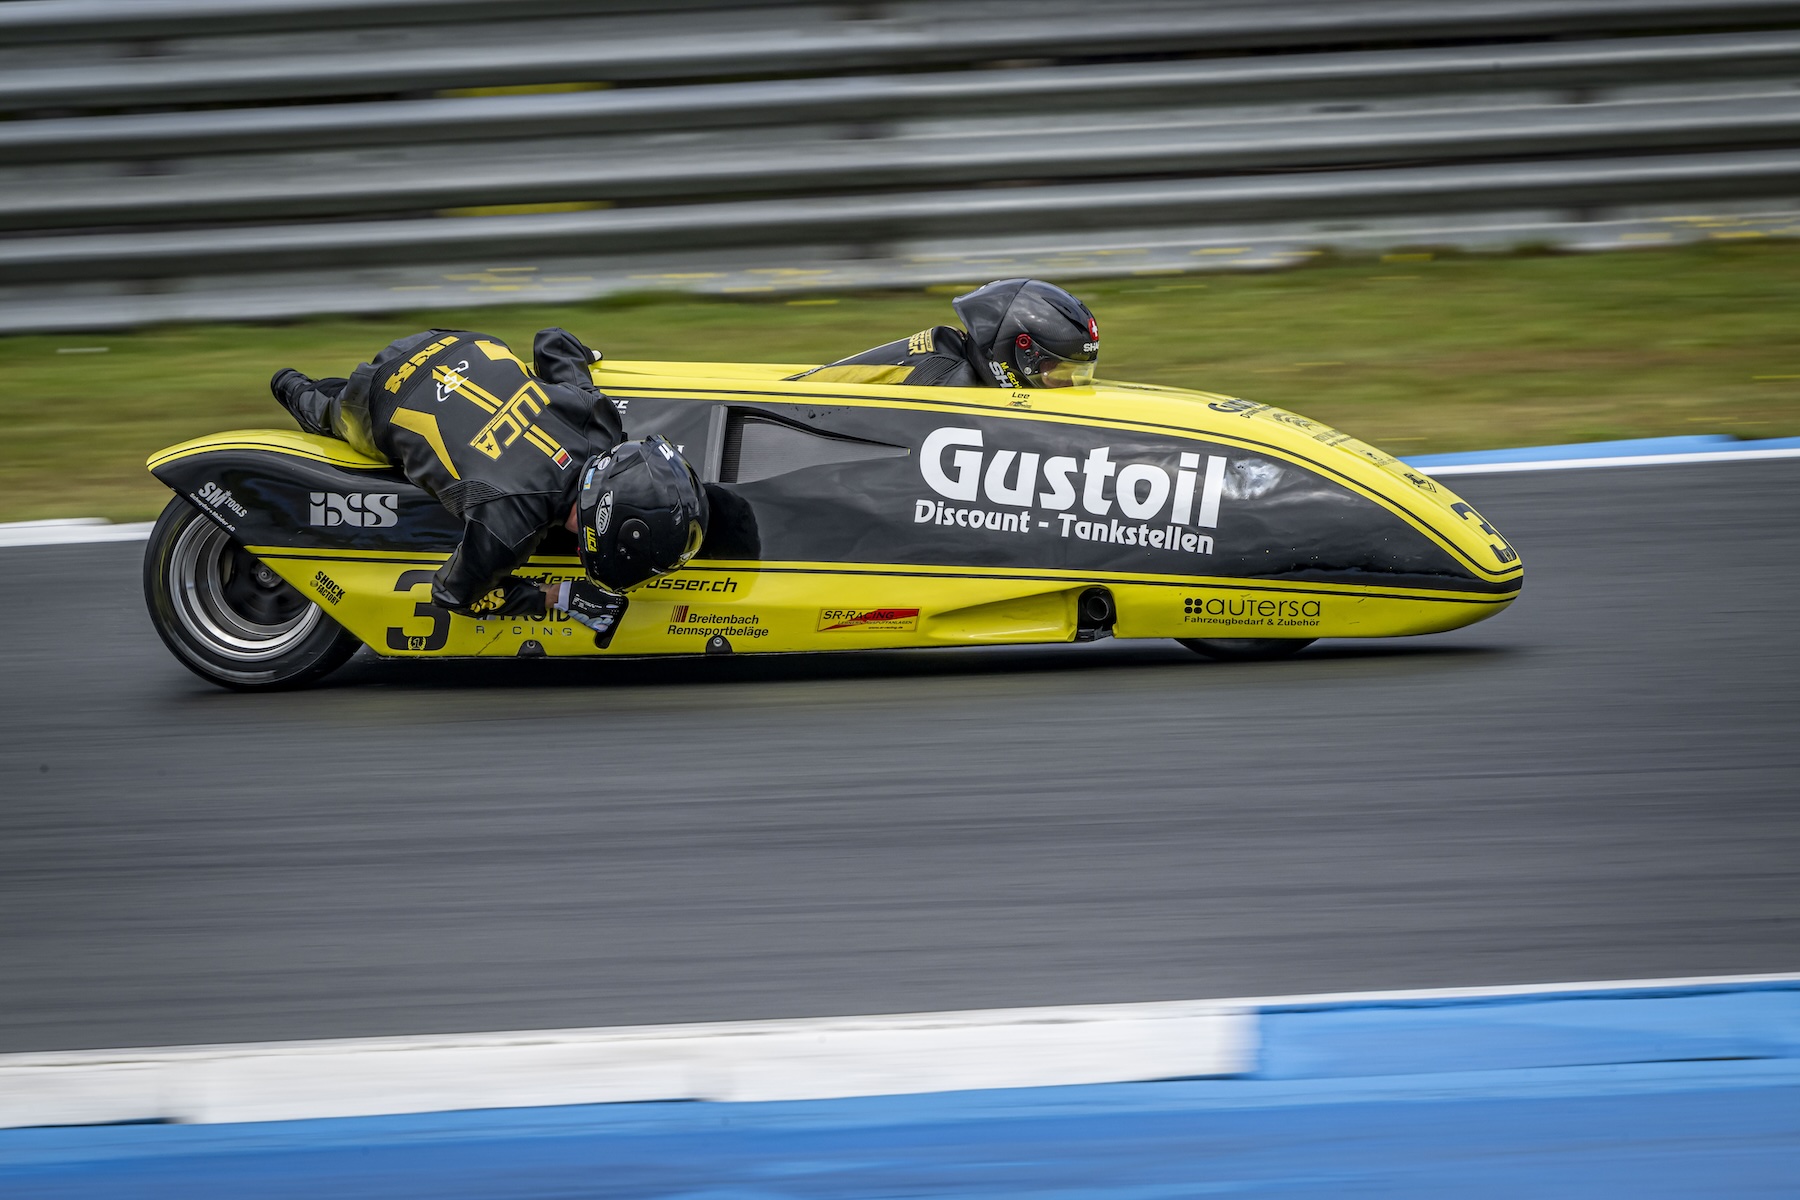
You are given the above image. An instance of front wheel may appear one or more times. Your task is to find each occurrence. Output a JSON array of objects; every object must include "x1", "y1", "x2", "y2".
[
  {"x1": 1178, "y1": 638, "x2": 1316, "y2": 662},
  {"x1": 143, "y1": 497, "x2": 362, "y2": 690}
]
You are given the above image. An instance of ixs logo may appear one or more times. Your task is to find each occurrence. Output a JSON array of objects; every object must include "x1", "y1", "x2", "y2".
[
  {"x1": 1184, "y1": 593, "x2": 1322, "y2": 628},
  {"x1": 668, "y1": 606, "x2": 767, "y2": 639},
  {"x1": 198, "y1": 481, "x2": 248, "y2": 517},
  {"x1": 819, "y1": 607, "x2": 919, "y2": 632},
  {"x1": 916, "y1": 427, "x2": 1231, "y2": 556},
  {"x1": 309, "y1": 492, "x2": 399, "y2": 528},
  {"x1": 642, "y1": 576, "x2": 738, "y2": 594}
]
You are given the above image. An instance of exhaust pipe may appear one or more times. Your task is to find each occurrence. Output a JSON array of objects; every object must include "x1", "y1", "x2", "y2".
[{"x1": 1076, "y1": 587, "x2": 1115, "y2": 641}]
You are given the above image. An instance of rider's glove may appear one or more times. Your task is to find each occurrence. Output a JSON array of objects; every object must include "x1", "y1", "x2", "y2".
[
  {"x1": 549, "y1": 580, "x2": 626, "y2": 634},
  {"x1": 462, "y1": 576, "x2": 548, "y2": 619}
]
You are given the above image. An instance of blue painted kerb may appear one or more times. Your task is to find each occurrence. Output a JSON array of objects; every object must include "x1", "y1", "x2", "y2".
[
  {"x1": 1256, "y1": 980, "x2": 1800, "y2": 1081},
  {"x1": 6, "y1": 979, "x2": 1800, "y2": 1198}
]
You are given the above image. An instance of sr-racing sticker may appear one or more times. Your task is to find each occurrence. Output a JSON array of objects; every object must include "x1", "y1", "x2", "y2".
[{"x1": 819, "y1": 607, "x2": 920, "y2": 632}]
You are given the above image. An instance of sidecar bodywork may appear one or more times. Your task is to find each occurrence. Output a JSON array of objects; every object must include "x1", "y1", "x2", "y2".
[{"x1": 147, "y1": 362, "x2": 1521, "y2": 667}]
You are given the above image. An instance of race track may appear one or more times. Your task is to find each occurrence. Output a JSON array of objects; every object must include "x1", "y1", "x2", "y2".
[{"x1": 2, "y1": 461, "x2": 1797, "y2": 1054}]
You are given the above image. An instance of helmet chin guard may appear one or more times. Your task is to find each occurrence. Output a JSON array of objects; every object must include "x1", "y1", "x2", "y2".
[
  {"x1": 953, "y1": 278, "x2": 1099, "y2": 388},
  {"x1": 576, "y1": 436, "x2": 709, "y2": 593}
]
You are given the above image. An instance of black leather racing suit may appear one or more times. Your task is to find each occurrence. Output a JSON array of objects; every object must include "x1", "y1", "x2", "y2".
[
  {"x1": 786, "y1": 326, "x2": 988, "y2": 387},
  {"x1": 273, "y1": 327, "x2": 623, "y2": 613}
]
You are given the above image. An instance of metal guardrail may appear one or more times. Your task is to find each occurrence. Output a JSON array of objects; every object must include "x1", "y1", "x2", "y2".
[
  {"x1": 0, "y1": 0, "x2": 776, "y2": 43},
  {"x1": 7, "y1": 1, "x2": 1800, "y2": 110},
  {"x1": 10, "y1": 94, "x2": 1800, "y2": 231},
  {"x1": 4, "y1": 31, "x2": 1798, "y2": 165},
  {"x1": 10, "y1": 151, "x2": 1799, "y2": 285},
  {"x1": 5, "y1": 0, "x2": 1799, "y2": 50},
  {"x1": 1, "y1": 0, "x2": 1798, "y2": 330}
]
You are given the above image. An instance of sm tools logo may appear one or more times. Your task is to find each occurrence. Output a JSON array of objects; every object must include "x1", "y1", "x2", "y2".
[{"x1": 198, "y1": 480, "x2": 248, "y2": 517}]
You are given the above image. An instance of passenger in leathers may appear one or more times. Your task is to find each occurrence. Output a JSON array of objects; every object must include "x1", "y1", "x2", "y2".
[
  {"x1": 790, "y1": 279, "x2": 1100, "y2": 390},
  {"x1": 791, "y1": 322, "x2": 987, "y2": 387},
  {"x1": 272, "y1": 327, "x2": 621, "y2": 617}
]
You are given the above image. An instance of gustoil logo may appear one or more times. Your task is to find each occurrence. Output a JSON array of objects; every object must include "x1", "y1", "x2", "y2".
[
  {"x1": 309, "y1": 492, "x2": 399, "y2": 528},
  {"x1": 916, "y1": 427, "x2": 1229, "y2": 555}
]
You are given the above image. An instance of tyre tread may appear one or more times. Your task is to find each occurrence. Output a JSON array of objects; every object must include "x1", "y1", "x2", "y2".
[
  {"x1": 1177, "y1": 637, "x2": 1316, "y2": 662},
  {"x1": 142, "y1": 497, "x2": 361, "y2": 691}
]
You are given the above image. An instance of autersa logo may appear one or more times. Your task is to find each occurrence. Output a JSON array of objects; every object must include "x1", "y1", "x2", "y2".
[{"x1": 309, "y1": 491, "x2": 399, "y2": 528}]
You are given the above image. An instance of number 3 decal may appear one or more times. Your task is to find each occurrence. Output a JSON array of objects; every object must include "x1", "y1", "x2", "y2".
[
  {"x1": 386, "y1": 569, "x2": 450, "y2": 652},
  {"x1": 1450, "y1": 502, "x2": 1519, "y2": 565}
]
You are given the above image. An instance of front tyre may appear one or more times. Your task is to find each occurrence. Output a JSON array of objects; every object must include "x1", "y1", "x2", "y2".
[
  {"x1": 143, "y1": 497, "x2": 361, "y2": 690},
  {"x1": 1178, "y1": 638, "x2": 1315, "y2": 662}
]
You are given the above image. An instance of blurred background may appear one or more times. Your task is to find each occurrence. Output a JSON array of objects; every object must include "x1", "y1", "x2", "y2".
[
  {"x1": 4, "y1": 5, "x2": 1800, "y2": 1192},
  {"x1": 6, "y1": 0, "x2": 1800, "y2": 324},
  {"x1": 2, "y1": 0, "x2": 1799, "y2": 519}
]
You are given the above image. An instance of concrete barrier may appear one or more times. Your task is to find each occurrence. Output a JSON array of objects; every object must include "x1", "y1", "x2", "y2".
[{"x1": 0, "y1": 1001, "x2": 1254, "y2": 1127}]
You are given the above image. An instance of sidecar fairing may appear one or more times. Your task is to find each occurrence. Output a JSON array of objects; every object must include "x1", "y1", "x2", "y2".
[{"x1": 147, "y1": 363, "x2": 1521, "y2": 664}]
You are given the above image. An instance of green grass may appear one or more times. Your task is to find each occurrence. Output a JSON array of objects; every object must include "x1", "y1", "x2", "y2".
[{"x1": 2, "y1": 240, "x2": 1797, "y2": 522}]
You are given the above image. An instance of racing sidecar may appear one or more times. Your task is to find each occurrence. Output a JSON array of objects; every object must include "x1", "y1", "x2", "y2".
[{"x1": 143, "y1": 361, "x2": 1522, "y2": 689}]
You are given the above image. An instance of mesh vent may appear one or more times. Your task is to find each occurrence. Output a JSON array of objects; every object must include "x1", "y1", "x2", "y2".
[{"x1": 438, "y1": 478, "x2": 507, "y2": 517}]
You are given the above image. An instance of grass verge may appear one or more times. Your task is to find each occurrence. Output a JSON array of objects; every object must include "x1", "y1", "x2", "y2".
[{"x1": 1, "y1": 240, "x2": 1796, "y2": 522}]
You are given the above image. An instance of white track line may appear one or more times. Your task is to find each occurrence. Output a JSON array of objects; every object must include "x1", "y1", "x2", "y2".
[
  {"x1": 1228, "y1": 968, "x2": 1800, "y2": 1009},
  {"x1": 0, "y1": 518, "x2": 153, "y2": 548},
  {"x1": 1418, "y1": 446, "x2": 1800, "y2": 476}
]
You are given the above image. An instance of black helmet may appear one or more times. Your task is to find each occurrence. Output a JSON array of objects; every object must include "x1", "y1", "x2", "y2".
[
  {"x1": 575, "y1": 435, "x2": 710, "y2": 594},
  {"x1": 953, "y1": 278, "x2": 1099, "y2": 389}
]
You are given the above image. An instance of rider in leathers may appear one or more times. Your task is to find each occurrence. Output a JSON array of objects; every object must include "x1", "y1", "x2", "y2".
[{"x1": 272, "y1": 327, "x2": 621, "y2": 617}]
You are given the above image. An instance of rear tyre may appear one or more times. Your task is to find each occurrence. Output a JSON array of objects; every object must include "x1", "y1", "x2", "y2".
[
  {"x1": 1178, "y1": 638, "x2": 1316, "y2": 662},
  {"x1": 143, "y1": 497, "x2": 362, "y2": 691}
]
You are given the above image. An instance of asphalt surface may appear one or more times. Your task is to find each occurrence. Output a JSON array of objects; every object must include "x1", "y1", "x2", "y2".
[{"x1": 2, "y1": 461, "x2": 1797, "y2": 1053}]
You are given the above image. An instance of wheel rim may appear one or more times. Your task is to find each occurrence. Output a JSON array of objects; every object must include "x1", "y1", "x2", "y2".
[{"x1": 168, "y1": 516, "x2": 320, "y2": 662}]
